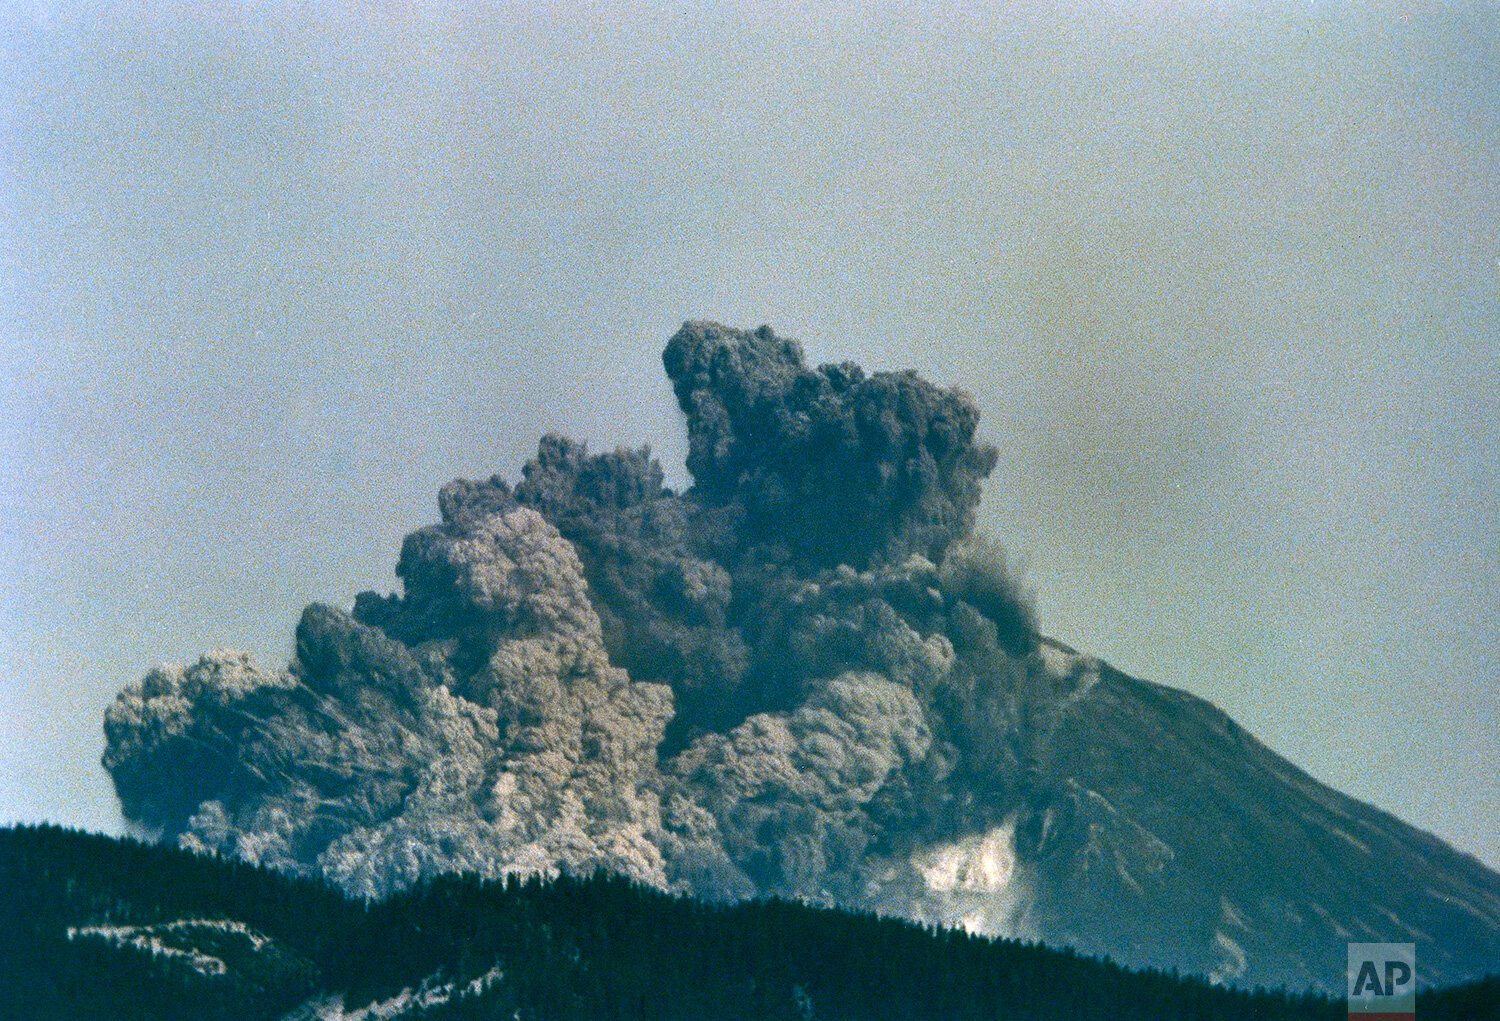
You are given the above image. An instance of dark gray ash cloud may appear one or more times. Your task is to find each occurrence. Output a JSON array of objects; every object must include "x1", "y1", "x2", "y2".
[{"x1": 103, "y1": 322, "x2": 1038, "y2": 909}]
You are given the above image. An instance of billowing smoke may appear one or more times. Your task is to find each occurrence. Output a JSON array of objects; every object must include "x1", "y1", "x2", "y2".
[
  {"x1": 663, "y1": 671, "x2": 933, "y2": 905},
  {"x1": 662, "y1": 321, "x2": 998, "y2": 571},
  {"x1": 103, "y1": 321, "x2": 1042, "y2": 920},
  {"x1": 107, "y1": 508, "x2": 673, "y2": 899}
]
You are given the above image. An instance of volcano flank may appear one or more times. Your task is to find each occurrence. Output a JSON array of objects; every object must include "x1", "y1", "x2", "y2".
[{"x1": 102, "y1": 321, "x2": 1500, "y2": 993}]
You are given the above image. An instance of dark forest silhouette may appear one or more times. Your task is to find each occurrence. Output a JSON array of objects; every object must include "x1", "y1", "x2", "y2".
[{"x1": 4, "y1": 825, "x2": 1496, "y2": 1020}]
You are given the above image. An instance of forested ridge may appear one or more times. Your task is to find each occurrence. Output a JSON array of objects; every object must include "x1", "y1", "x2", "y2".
[{"x1": 1, "y1": 825, "x2": 1494, "y2": 1020}]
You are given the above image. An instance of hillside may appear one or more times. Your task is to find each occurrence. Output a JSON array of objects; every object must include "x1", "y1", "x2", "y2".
[
  {"x1": 991, "y1": 639, "x2": 1500, "y2": 991},
  {"x1": 4, "y1": 826, "x2": 1497, "y2": 1021},
  {"x1": 0, "y1": 825, "x2": 1351, "y2": 1020}
]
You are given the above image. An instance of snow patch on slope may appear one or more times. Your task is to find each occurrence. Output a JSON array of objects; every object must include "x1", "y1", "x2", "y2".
[
  {"x1": 1210, "y1": 930, "x2": 1248, "y2": 985},
  {"x1": 67, "y1": 918, "x2": 273, "y2": 977},
  {"x1": 279, "y1": 965, "x2": 503, "y2": 1021}
]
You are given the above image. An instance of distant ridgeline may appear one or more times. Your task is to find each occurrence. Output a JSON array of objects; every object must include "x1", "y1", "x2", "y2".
[
  {"x1": 98, "y1": 322, "x2": 1500, "y2": 993},
  {"x1": 6, "y1": 825, "x2": 1496, "y2": 1021}
]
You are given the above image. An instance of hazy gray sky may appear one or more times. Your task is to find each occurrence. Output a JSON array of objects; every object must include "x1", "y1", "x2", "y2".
[{"x1": 3, "y1": 1, "x2": 1496, "y2": 868}]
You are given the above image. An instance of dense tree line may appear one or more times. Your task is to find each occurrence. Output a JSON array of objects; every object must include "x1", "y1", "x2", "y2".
[{"x1": 1, "y1": 825, "x2": 1493, "y2": 1020}]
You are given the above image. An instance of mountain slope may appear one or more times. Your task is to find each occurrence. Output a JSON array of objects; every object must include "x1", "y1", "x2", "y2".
[{"x1": 992, "y1": 640, "x2": 1500, "y2": 992}]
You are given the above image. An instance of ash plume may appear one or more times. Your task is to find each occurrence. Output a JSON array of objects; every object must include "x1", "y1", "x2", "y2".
[
  {"x1": 107, "y1": 508, "x2": 673, "y2": 898},
  {"x1": 99, "y1": 321, "x2": 1500, "y2": 992},
  {"x1": 103, "y1": 320, "x2": 1039, "y2": 913},
  {"x1": 662, "y1": 321, "x2": 999, "y2": 570}
]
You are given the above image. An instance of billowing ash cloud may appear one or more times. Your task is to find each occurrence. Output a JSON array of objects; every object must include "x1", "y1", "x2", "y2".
[
  {"x1": 107, "y1": 508, "x2": 673, "y2": 899},
  {"x1": 97, "y1": 321, "x2": 1500, "y2": 993},
  {"x1": 663, "y1": 671, "x2": 932, "y2": 904},
  {"x1": 663, "y1": 321, "x2": 999, "y2": 571},
  {"x1": 103, "y1": 321, "x2": 1041, "y2": 916}
]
